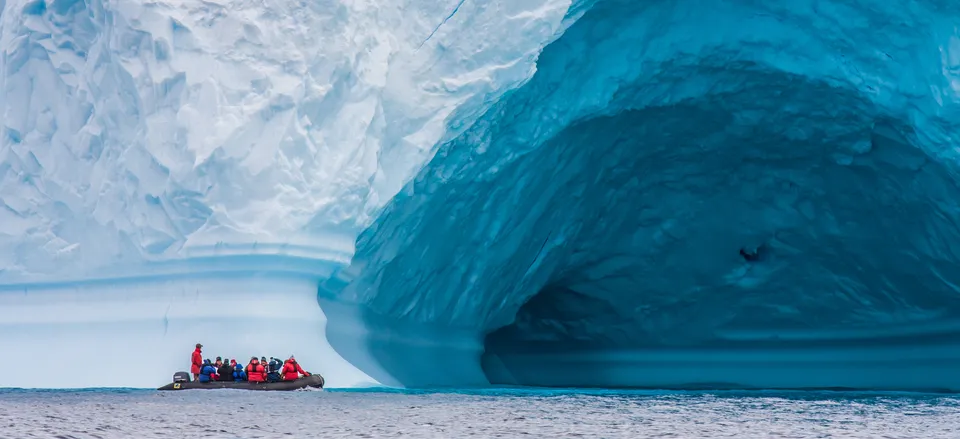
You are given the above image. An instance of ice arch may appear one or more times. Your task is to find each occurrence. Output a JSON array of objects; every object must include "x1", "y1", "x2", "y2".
[{"x1": 326, "y1": 0, "x2": 960, "y2": 390}]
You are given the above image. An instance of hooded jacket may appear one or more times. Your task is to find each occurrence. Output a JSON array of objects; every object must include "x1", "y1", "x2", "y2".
[
  {"x1": 198, "y1": 361, "x2": 218, "y2": 383},
  {"x1": 233, "y1": 364, "x2": 247, "y2": 382}
]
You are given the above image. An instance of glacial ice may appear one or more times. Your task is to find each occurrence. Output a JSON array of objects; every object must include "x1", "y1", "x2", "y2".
[
  {"x1": 0, "y1": 0, "x2": 570, "y2": 388},
  {"x1": 328, "y1": 0, "x2": 960, "y2": 391},
  {"x1": 3, "y1": 0, "x2": 960, "y2": 391}
]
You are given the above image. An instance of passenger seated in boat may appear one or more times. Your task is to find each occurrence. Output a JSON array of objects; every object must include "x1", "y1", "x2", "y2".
[
  {"x1": 281, "y1": 355, "x2": 311, "y2": 381},
  {"x1": 217, "y1": 358, "x2": 234, "y2": 381},
  {"x1": 233, "y1": 362, "x2": 247, "y2": 382},
  {"x1": 266, "y1": 357, "x2": 283, "y2": 382},
  {"x1": 198, "y1": 359, "x2": 219, "y2": 383},
  {"x1": 246, "y1": 357, "x2": 266, "y2": 383}
]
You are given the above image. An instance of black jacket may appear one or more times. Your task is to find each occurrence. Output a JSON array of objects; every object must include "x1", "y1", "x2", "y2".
[{"x1": 217, "y1": 365, "x2": 234, "y2": 381}]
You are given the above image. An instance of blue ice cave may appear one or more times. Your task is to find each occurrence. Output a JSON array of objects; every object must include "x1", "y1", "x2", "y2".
[{"x1": 322, "y1": 0, "x2": 960, "y2": 391}]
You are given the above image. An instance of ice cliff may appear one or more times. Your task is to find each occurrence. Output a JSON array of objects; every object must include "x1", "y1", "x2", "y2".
[
  {"x1": 4, "y1": 0, "x2": 960, "y2": 390},
  {"x1": 0, "y1": 0, "x2": 571, "y2": 388}
]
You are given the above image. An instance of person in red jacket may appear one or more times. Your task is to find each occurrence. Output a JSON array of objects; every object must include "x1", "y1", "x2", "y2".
[
  {"x1": 281, "y1": 355, "x2": 310, "y2": 381},
  {"x1": 191, "y1": 343, "x2": 203, "y2": 381},
  {"x1": 246, "y1": 357, "x2": 266, "y2": 383}
]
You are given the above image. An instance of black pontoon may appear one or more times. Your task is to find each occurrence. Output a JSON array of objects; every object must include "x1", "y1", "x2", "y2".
[{"x1": 158, "y1": 372, "x2": 324, "y2": 391}]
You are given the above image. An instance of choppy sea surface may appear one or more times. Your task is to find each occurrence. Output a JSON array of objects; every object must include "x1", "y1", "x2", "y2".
[{"x1": 0, "y1": 387, "x2": 957, "y2": 438}]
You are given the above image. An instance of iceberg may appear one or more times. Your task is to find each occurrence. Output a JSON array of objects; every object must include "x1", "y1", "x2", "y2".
[
  {"x1": 3, "y1": 0, "x2": 960, "y2": 390},
  {"x1": 0, "y1": 0, "x2": 571, "y2": 388},
  {"x1": 325, "y1": 0, "x2": 960, "y2": 391}
]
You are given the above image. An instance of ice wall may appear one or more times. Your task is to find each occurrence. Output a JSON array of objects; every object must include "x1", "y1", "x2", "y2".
[
  {"x1": 331, "y1": 0, "x2": 960, "y2": 391},
  {"x1": 0, "y1": 0, "x2": 572, "y2": 281},
  {"x1": 6, "y1": 0, "x2": 960, "y2": 391},
  {"x1": 0, "y1": 0, "x2": 574, "y2": 387}
]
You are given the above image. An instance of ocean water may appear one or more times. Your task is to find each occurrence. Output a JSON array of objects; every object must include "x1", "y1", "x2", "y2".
[{"x1": 0, "y1": 388, "x2": 957, "y2": 438}]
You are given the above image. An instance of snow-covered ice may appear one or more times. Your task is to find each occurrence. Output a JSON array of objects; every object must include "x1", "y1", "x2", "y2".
[
  {"x1": 0, "y1": 0, "x2": 570, "y2": 388},
  {"x1": 3, "y1": 0, "x2": 960, "y2": 390},
  {"x1": 0, "y1": 0, "x2": 569, "y2": 281}
]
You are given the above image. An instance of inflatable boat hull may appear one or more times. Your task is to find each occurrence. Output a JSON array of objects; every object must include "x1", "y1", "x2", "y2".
[{"x1": 158, "y1": 374, "x2": 324, "y2": 391}]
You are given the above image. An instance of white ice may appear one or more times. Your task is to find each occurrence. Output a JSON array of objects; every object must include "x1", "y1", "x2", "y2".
[{"x1": 0, "y1": 0, "x2": 573, "y2": 387}]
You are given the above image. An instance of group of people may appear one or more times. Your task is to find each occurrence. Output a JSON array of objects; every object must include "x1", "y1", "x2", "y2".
[{"x1": 190, "y1": 343, "x2": 311, "y2": 384}]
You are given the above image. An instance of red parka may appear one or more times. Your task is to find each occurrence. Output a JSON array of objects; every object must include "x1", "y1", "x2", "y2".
[
  {"x1": 191, "y1": 348, "x2": 203, "y2": 374},
  {"x1": 246, "y1": 360, "x2": 266, "y2": 382},
  {"x1": 281, "y1": 359, "x2": 309, "y2": 380}
]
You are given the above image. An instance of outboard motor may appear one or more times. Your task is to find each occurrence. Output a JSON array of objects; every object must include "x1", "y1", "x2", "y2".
[{"x1": 173, "y1": 371, "x2": 191, "y2": 383}]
